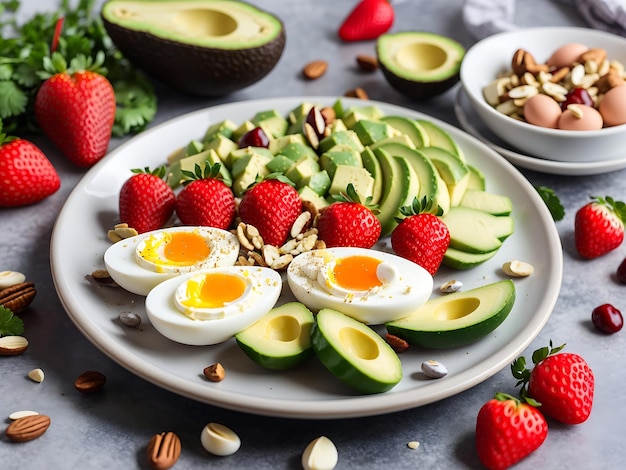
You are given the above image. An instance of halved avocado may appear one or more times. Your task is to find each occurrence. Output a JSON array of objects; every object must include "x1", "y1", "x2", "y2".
[
  {"x1": 235, "y1": 302, "x2": 315, "y2": 371},
  {"x1": 101, "y1": 0, "x2": 285, "y2": 96},
  {"x1": 376, "y1": 32, "x2": 465, "y2": 99},
  {"x1": 312, "y1": 308, "x2": 402, "y2": 394},
  {"x1": 386, "y1": 280, "x2": 515, "y2": 348}
]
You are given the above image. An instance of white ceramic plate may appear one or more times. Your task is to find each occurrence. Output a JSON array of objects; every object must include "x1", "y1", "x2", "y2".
[
  {"x1": 455, "y1": 88, "x2": 626, "y2": 176},
  {"x1": 50, "y1": 97, "x2": 562, "y2": 419}
]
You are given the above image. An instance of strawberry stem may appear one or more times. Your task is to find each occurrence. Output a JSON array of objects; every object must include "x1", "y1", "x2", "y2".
[{"x1": 51, "y1": 17, "x2": 64, "y2": 53}]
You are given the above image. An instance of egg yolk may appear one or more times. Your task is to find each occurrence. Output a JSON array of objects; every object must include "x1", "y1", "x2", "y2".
[
  {"x1": 332, "y1": 255, "x2": 383, "y2": 291},
  {"x1": 181, "y1": 272, "x2": 247, "y2": 309},
  {"x1": 140, "y1": 231, "x2": 211, "y2": 267}
]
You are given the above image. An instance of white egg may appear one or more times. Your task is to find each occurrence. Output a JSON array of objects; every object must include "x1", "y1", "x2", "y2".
[
  {"x1": 145, "y1": 265, "x2": 282, "y2": 345},
  {"x1": 287, "y1": 247, "x2": 433, "y2": 325},
  {"x1": 104, "y1": 226, "x2": 240, "y2": 296}
]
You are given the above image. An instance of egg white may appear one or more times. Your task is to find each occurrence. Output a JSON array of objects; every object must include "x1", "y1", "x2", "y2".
[
  {"x1": 104, "y1": 226, "x2": 240, "y2": 296},
  {"x1": 287, "y1": 247, "x2": 433, "y2": 324},
  {"x1": 145, "y1": 266, "x2": 282, "y2": 346}
]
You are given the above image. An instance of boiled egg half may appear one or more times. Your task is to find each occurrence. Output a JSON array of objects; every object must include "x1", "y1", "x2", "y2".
[
  {"x1": 287, "y1": 247, "x2": 433, "y2": 324},
  {"x1": 104, "y1": 226, "x2": 240, "y2": 296},
  {"x1": 146, "y1": 266, "x2": 282, "y2": 345}
]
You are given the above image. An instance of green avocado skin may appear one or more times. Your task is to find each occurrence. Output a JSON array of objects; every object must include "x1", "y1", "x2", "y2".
[
  {"x1": 378, "y1": 61, "x2": 461, "y2": 100},
  {"x1": 101, "y1": 4, "x2": 285, "y2": 96},
  {"x1": 235, "y1": 339, "x2": 315, "y2": 371}
]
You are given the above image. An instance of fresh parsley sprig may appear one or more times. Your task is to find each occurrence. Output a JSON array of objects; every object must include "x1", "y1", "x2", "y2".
[
  {"x1": 0, "y1": 305, "x2": 24, "y2": 337},
  {"x1": 535, "y1": 185, "x2": 565, "y2": 221},
  {"x1": 0, "y1": 0, "x2": 156, "y2": 136}
]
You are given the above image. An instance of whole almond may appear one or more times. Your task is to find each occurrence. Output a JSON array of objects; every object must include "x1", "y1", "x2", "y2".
[
  {"x1": 0, "y1": 335, "x2": 29, "y2": 356},
  {"x1": 146, "y1": 431, "x2": 182, "y2": 470},
  {"x1": 5, "y1": 414, "x2": 51, "y2": 442},
  {"x1": 344, "y1": 87, "x2": 369, "y2": 100},
  {"x1": 74, "y1": 370, "x2": 106, "y2": 393},
  {"x1": 302, "y1": 60, "x2": 328, "y2": 80},
  {"x1": 356, "y1": 54, "x2": 378, "y2": 72},
  {"x1": 384, "y1": 333, "x2": 410, "y2": 353}
]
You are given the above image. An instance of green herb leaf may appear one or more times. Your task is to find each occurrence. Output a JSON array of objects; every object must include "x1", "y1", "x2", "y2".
[
  {"x1": 0, "y1": 305, "x2": 24, "y2": 336},
  {"x1": 535, "y1": 185, "x2": 565, "y2": 221}
]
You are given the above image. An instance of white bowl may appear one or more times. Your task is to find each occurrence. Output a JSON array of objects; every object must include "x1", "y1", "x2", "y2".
[{"x1": 461, "y1": 27, "x2": 626, "y2": 162}]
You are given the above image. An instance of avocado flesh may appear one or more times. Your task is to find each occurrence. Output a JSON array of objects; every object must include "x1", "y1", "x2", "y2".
[
  {"x1": 101, "y1": 0, "x2": 285, "y2": 96},
  {"x1": 377, "y1": 32, "x2": 465, "y2": 99},
  {"x1": 386, "y1": 280, "x2": 515, "y2": 348}
]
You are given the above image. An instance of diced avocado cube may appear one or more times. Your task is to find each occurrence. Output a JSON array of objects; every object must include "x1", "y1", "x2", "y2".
[
  {"x1": 185, "y1": 139, "x2": 204, "y2": 156},
  {"x1": 285, "y1": 156, "x2": 320, "y2": 186},
  {"x1": 268, "y1": 134, "x2": 306, "y2": 154},
  {"x1": 254, "y1": 110, "x2": 288, "y2": 138},
  {"x1": 204, "y1": 119, "x2": 237, "y2": 142},
  {"x1": 204, "y1": 134, "x2": 238, "y2": 163},
  {"x1": 342, "y1": 105, "x2": 384, "y2": 128},
  {"x1": 266, "y1": 154, "x2": 294, "y2": 174},
  {"x1": 279, "y1": 142, "x2": 319, "y2": 161},
  {"x1": 332, "y1": 98, "x2": 345, "y2": 118},
  {"x1": 352, "y1": 120, "x2": 399, "y2": 146},
  {"x1": 300, "y1": 170, "x2": 331, "y2": 195},
  {"x1": 328, "y1": 118, "x2": 348, "y2": 133},
  {"x1": 318, "y1": 130, "x2": 364, "y2": 154},
  {"x1": 166, "y1": 146, "x2": 186, "y2": 165},
  {"x1": 299, "y1": 186, "x2": 330, "y2": 211},
  {"x1": 231, "y1": 120, "x2": 256, "y2": 143},
  {"x1": 231, "y1": 151, "x2": 273, "y2": 179},
  {"x1": 320, "y1": 147, "x2": 363, "y2": 179},
  {"x1": 286, "y1": 102, "x2": 314, "y2": 134},
  {"x1": 167, "y1": 149, "x2": 231, "y2": 188},
  {"x1": 233, "y1": 158, "x2": 272, "y2": 196},
  {"x1": 328, "y1": 165, "x2": 375, "y2": 200}
]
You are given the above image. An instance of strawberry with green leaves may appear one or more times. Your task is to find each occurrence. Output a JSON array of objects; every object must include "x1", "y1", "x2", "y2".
[
  {"x1": 238, "y1": 174, "x2": 302, "y2": 247},
  {"x1": 390, "y1": 197, "x2": 450, "y2": 276},
  {"x1": 118, "y1": 166, "x2": 176, "y2": 234},
  {"x1": 316, "y1": 184, "x2": 381, "y2": 248},
  {"x1": 0, "y1": 127, "x2": 60, "y2": 207},
  {"x1": 338, "y1": 0, "x2": 394, "y2": 41},
  {"x1": 575, "y1": 195, "x2": 625, "y2": 259},
  {"x1": 475, "y1": 392, "x2": 548, "y2": 470},
  {"x1": 35, "y1": 51, "x2": 116, "y2": 167},
  {"x1": 175, "y1": 162, "x2": 235, "y2": 230},
  {"x1": 512, "y1": 341, "x2": 594, "y2": 425}
]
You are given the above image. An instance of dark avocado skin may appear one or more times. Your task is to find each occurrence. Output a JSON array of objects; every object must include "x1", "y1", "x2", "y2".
[
  {"x1": 378, "y1": 61, "x2": 460, "y2": 100},
  {"x1": 101, "y1": 14, "x2": 285, "y2": 97}
]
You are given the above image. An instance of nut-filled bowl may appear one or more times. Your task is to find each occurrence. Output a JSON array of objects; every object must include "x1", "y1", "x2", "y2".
[{"x1": 460, "y1": 27, "x2": 626, "y2": 162}]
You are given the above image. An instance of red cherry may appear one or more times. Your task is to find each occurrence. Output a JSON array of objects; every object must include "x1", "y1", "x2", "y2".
[
  {"x1": 238, "y1": 127, "x2": 269, "y2": 148},
  {"x1": 592, "y1": 303, "x2": 623, "y2": 334},
  {"x1": 561, "y1": 87, "x2": 594, "y2": 110},
  {"x1": 617, "y1": 257, "x2": 626, "y2": 284}
]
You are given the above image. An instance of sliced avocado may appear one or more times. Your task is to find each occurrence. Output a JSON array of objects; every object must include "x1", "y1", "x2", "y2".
[
  {"x1": 386, "y1": 280, "x2": 515, "y2": 348},
  {"x1": 415, "y1": 120, "x2": 465, "y2": 162},
  {"x1": 361, "y1": 147, "x2": 383, "y2": 205},
  {"x1": 101, "y1": 0, "x2": 286, "y2": 96},
  {"x1": 235, "y1": 302, "x2": 315, "y2": 370},
  {"x1": 418, "y1": 146, "x2": 470, "y2": 206},
  {"x1": 466, "y1": 165, "x2": 486, "y2": 191},
  {"x1": 380, "y1": 115, "x2": 430, "y2": 147},
  {"x1": 328, "y1": 165, "x2": 375, "y2": 200},
  {"x1": 459, "y1": 189, "x2": 513, "y2": 216},
  {"x1": 443, "y1": 246, "x2": 499, "y2": 270},
  {"x1": 369, "y1": 134, "x2": 415, "y2": 150},
  {"x1": 376, "y1": 31, "x2": 465, "y2": 100},
  {"x1": 312, "y1": 308, "x2": 402, "y2": 394},
  {"x1": 318, "y1": 130, "x2": 364, "y2": 154},
  {"x1": 441, "y1": 207, "x2": 514, "y2": 254}
]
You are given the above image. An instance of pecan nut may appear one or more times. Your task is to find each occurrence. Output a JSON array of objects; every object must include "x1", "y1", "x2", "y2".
[
  {"x1": 5, "y1": 415, "x2": 51, "y2": 442},
  {"x1": 146, "y1": 431, "x2": 182, "y2": 470},
  {"x1": 0, "y1": 282, "x2": 36, "y2": 314}
]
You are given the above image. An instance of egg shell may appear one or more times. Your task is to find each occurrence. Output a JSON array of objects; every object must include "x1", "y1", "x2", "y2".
[
  {"x1": 145, "y1": 266, "x2": 282, "y2": 346},
  {"x1": 546, "y1": 43, "x2": 588, "y2": 69},
  {"x1": 558, "y1": 105, "x2": 603, "y2": 130},
  {"x1": 599, "y1": 85, "x2": 626, "y2": 126},
  {"x1": 286, "y1": 247, "x2": 433, "y2": 325},
  {"x1": 523, "y1": 94, "x2": 562, "y2": 129},
  {"x1": 104, "y1": 226, "x2": 240, "y2": 296}
]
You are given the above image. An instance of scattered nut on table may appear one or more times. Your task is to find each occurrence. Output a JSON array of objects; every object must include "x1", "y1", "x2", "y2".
[
  {"x1": 5, "y1": 414, "x2": 51, "y2": 442},
  {"x1": 146, "y1": 431, "x2": 181, "y2": 470},
  {"x1": 8, "y1": 410, "x2": 39, "y2": 421},
  {"x1": 0, "y1": 270, "x2": 26, "y2": 289},
  {"x1": 74, "y1": 370, "x2": 107, "y2": 394},
  {"x1": 301, "y1": 436, "x2": 338, "y2": 470},
  {"x1": 200, "y1": 422, "x2": 241, "y2": 456},
  {"x1": 0, "y1": 336, "x2": 29, "y2": 356},
  {"x1": 27, "y1": 368, "x2": 45, "y2": 383}
]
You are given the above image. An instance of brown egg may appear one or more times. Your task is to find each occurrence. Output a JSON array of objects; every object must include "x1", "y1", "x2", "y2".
[
  {"x1": 546, "y1": 43, "x2": 588, "y2": 69},
  {"x1": 558, "y1": 104, "x2": 603, "y2": 130},
  {"x1": 523, "y1": 94, "x2": 562, "y2": 128},
  {"x1": 599, "y1": 85, "x2": 626, "y2": 126}
]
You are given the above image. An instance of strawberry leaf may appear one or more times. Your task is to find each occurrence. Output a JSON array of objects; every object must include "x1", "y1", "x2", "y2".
[{"x1": 0, "y1": 305, "x2": 24, "y2": 337}]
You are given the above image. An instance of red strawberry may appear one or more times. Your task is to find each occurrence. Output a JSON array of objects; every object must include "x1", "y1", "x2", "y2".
[
  {"x1": 574, "y1": 195, "x2": 625, "y2": 259},
  {"x1": 338, "y1": 0, "x2": 394, "y2": 42},
  {"x1": 175, "y1": 163, "x2": 235, "y2": 230},
  {"x1": 390, "y1": 197, "x2": 450, "y2": 276},
  {"x1": 119, "y1": 166, "x2": 176, "y2": 234},
  {"x1": 238, "y1": 175, "x2": 302, "y2": 246},
  {"x1": 512, "y1": 342, "x2": 595, "y2": 425},
  {"x1": 0, "y1": 133, "x2": 60, "y2": 207},
  {"x1": 35, "y1": 52, "x2": 116, "y2": 168},
  {"x1": 475, "y1": 393, "x2": 548, "y2": 470},
  {"x1": 317, "y1": 184, "x2": 381, "y2": 248}
]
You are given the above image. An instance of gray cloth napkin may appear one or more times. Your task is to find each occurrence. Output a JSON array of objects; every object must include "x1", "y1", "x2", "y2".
[{"x1": 463, "y1": 0, "x2": 626, "y2": 40}]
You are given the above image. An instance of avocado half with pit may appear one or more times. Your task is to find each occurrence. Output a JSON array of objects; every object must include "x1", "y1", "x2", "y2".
[
  {"x1": 101, "y1": 0, "x2": 285, "y2": 96},
  {"x1": 376, "y1": 32, "x2": 465, "y2": 99}
]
